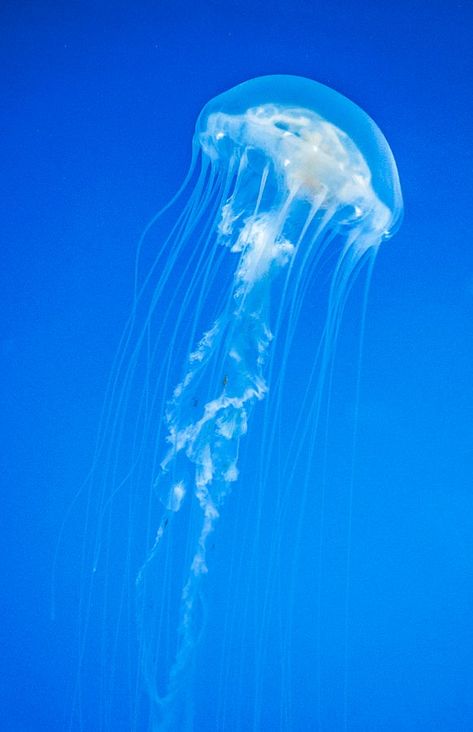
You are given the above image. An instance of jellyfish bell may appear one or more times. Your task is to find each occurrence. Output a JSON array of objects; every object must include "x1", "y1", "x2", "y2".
[{"x1": 197, "y1": 75, "x2": 403, "y2": 253}]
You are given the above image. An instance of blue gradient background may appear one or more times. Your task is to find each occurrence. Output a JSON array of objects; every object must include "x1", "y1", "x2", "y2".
[{"x1": 1, "y1": 1, "x2": 472, "y2": 730}]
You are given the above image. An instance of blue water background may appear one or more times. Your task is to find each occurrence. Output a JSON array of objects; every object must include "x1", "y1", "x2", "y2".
[{"x1": 1, "y1": 1, "x2": 472, "y2": 730}]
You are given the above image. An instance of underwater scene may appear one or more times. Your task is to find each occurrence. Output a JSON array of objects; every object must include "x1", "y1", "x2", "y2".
[{"x1": 2, "y1": 2, "x2": 472, "y2": 731}]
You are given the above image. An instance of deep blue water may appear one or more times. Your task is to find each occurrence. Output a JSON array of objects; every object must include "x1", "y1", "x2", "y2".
[{"x1": 2, "y1": 1, "x2": 473, "y2": 730}]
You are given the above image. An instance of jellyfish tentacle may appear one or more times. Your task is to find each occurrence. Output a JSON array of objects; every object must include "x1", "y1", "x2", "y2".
[{"x1": 140, "y1": 179, "x2": 303, "y2": 727}]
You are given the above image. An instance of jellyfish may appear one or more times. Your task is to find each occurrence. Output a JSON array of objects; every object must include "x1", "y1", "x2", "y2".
[{"x1": 84, "y1": 75, "x2": 402, "y2": 731}]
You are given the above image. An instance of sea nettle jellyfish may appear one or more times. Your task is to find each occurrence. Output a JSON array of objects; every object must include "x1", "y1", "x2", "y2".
[{"x1": 84, "y1": 75, "x2": 402, "y2": 731}]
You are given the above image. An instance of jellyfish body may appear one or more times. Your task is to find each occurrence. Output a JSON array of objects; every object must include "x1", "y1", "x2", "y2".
[{"x1": 91, "y1": 76, "x2": 402, "y2": 731}]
